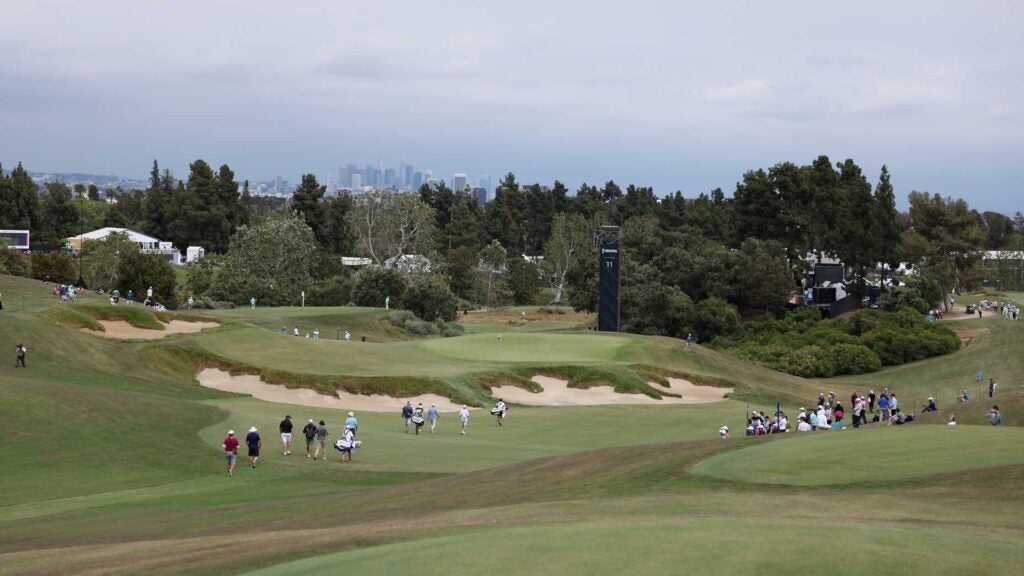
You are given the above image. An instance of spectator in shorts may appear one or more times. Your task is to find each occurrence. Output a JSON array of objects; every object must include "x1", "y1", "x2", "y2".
[
  {"x1": 222, "y1": 430, "x2": 239, "y2": 477},
  {"x1": 302, "y1": 419, "x2": 317, "y2": 457},
  {"x1": 459, "y1": 405, "x2": 470, "y2": 435},
  {"x1": 428, "y1": 404, "x2": 439, "y2": 433},
  {"x1": 245, "y1": 426, "x2": 261, "y2": 468},
  {"x1": 339, "y1": 426, "x2": 355, "y2": 463},
  {"x1": 279, "y1": 414, "x2": 293, "y2": 455},
  {"x1": 314, "y1": 420, "x2": 329, "y2": 461},
  {"x1": 402, "y1": 401, "x2": 413, "y2": 433}
]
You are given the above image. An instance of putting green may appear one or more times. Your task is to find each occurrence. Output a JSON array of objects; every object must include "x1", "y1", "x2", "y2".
[
  {"x1": 416, "y1": 332, "x2": 636, "y2": 363},
  {"x1": 243, "y1": 518, "x2": 1024, "y2": 576},
  {"x1": 692, "y1": 425, "x2": 1024, "y2": 486}
]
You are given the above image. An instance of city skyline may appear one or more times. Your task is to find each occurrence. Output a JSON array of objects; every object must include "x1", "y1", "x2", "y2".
[{"x1": 1, "y1": 1, "x2": 1021, "y2": 211}]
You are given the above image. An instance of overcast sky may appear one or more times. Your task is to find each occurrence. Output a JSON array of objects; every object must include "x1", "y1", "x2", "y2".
[{"x1": 1, "y1": 1, "x2": 1021, "y2": 210}]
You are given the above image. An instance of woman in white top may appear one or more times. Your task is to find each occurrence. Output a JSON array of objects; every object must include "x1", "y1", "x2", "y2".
[{"x1": 816, "y1": 407, "x2": 830, "y2": 430}]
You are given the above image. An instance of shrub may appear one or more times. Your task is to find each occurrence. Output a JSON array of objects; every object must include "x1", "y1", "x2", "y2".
[
  {"x1": 405, "y1": 274, "x2": 457, "y2": 322},
  {"x1": 0, "y1": 248, "x2": 32, "y2": 277},
  {"x1": 30, "y1": 252, "x2": 76, "y2": 284},
  {"x1": 306, "y1": 274, "x2": 353, "y2": 307},
  {"x1": 117, "y1": 252, "x2": 178, "y2": 309},
  {"x1": 352, "y1": 268, "x2": 407, "y2": 308}
]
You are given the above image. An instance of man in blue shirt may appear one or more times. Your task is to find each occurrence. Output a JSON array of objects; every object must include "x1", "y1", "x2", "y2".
[
  {"x1": 877, "y1": 394, "x2": 891, "y2": 426},
  {"x1": 402, "y1": 402, "x2": 413, "y2": 433},
  {"x1": 428, "y1": 404, "x2": 439, "y2": 434},
  {"x1": 345, "y1": 412, "x2": 358, "y2": 436}
]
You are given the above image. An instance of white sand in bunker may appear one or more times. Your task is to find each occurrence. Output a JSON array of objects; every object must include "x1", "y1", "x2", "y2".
[
  {"x1": 85, "y1": 320, "x2": 220, "y2": 340},
  {"x1": 196, "y1": 368, "x2": 466, "y2": 412},
  {"x1": 491, "y1": 375, "x2": 733, "y2": 406}
]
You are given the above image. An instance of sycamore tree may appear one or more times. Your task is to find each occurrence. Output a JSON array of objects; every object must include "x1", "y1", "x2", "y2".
[
  {"x1": 211, "y1": 209, "x2": 318, "y2": 306},
  {"x1": 346, "y1": 190, "x2": 435, "y2": 266},
  {"x1": 543, "y1": 213, "x2": 589, "y2": 303}
]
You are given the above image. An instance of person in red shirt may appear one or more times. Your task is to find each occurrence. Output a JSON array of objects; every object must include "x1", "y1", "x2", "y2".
[{"x1": 222, "y1": 430, "x2": 239, "y2": 477}]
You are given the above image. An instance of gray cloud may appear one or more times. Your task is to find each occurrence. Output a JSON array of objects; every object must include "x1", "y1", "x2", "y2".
[{"x1": 0, "y1": 0, "x2": 1021, "y2": 210}]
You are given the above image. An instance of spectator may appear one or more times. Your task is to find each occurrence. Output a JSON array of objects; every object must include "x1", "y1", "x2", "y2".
[
  {"x1": 989, "y1": 405, "x2": 1002, "y2": 426},
  {"x1": 922, "y1": 397, "x2": 937, "y2": 412}
]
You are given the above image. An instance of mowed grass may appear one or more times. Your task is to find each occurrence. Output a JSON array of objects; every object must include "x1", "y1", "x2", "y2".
[
  {"x1": 693, "y1": 425, "x2": 1024, "y2": 486},
  {"x1": 3, "y1": 273, "x2": 1024, "y2": 575},
  {"x1": 244, "y1": 518, "x2": 1024, "y2": 576}
]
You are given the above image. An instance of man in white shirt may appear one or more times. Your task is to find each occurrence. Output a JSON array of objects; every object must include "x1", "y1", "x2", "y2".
[{"x1": 459, "y1": 405, "x2": 470, "y2": 435}]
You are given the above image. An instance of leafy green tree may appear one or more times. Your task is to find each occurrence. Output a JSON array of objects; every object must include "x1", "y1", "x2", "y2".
[
  {"x1": 185, "y1": 253, "x2": 223, "y2": 299},
  {"x1": 38, "y1": 182, "x2": 79, "y2": 242},
  {"x1": 3, "y1": 163, "x2": 39, "y2": 231},
  {"x1": 981, "y1": 210, "x2": 1014, "y2": 249},
  {"x1": 212, "y1": 209, "x2": 319, "y2": 305},
  {"x1": 30, "y1": 252, "x2": 77, "y2": 283},
  {"x1": 291, "y1": 174, "x2": 327, "y2": 244},
  {"x1": 447, "y1": 193, "x2": 483, "y2": 252},
  {"x1": 80, "y1": 232, "x2": 139, "y2": 290},
  {"x1": 351, "y1": 267, "x2": 407, "y2": 307},
  {"x1": 306, "y1": 274, "x2": 354, "y2": 306},
  {"x1": 621, "y1": 283, "x2": 693, "y2": 337},
  {"x1": 405, "y1": 274, "x2": 457, "y2": 322},
  {"x1": 321, "y1": 194, "x2": 355, "y2": 255},
  {"x1": 734, "y1": 238, "x2": 793, "y2": 315},
  {"x1": 570, "y1": 182, "x2": 605, "y2": 222},
  {"x1": 692, "y1": 297, "x2": 741, "y2": 341},
  {"x1": 87, "y1": 184, "x2": 100, "y2": 201},
  {"x1": 871, "y1": 165, "x2": 902, "y2": 285},
  {"x1": 479, "y1": 239, "x2": 507, "y2": 307},
  {"x1": 443, "y1": 245, "x2": 479, "y2": 300},
  {"x1": 347, "y1": 190, "x2": 435, "y2": 266},
  {"x1": 502, "y1": 257, "x2": 540, "y2": 305},
  {"x1": 899, "y1": 191, "x2": 985, "y2": 309},
  {"x1": 543, "y1": 213, "x2": 590, "y2": 303},
  {"x1": 118, "y1": 252, "x2": 178, "y2": 308},
  {"x1": 484, "y1": 172, "x2": 526, "y2": 253}
]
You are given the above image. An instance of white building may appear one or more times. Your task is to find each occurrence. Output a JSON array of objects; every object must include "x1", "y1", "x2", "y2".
[
  {"x1": 67, "y1": 227, "x2": 183, "y2": 265},
  {"x1": 451, "y1": 173, "x2": 468, "y2": 192}
]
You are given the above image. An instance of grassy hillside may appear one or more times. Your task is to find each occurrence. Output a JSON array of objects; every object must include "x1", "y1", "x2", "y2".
[{"x1": 1, "y1": 273, "x2": 1022, "y2": 575}]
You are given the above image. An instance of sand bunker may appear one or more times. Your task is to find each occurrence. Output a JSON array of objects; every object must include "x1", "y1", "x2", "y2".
[
  {"x1": 86, "y1": 320, "x2": 220, "y2": 340},
  {"x1": 491, "y1": 375, "x2": 732, "y2": 406},
  {"x1": 196, "y1": 368, "x2": 465, "y2": 412}
]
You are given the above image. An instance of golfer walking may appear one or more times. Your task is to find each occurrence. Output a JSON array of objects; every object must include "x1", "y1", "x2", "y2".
[
  {"x1": 302, "y1": 419, "x2": 317, "y2": 458},
  {"x1": 15, "y1": 343, "x2": 26, "y2": 367},
  {"x1": 459, "y1": 405, "x2": 470, "y2": 436},
  {"x1": 402, "y1": 401, "x2": 413, "y2": 433},
  {"x1": 279, "y1": 414, "x2": 294, "y2": 455},
  {"x1": 314, "y1": 420, "x2": 329, "y2": 461},
  {"x1": 222, "y1": 430, "x2": 239, "y2": 477},
  {"x1": 245, "y1": 426, "x2": 261, "y2": 468},
  {"x1": 428, "y1": 404, "x2": 439, "y2": 433}
]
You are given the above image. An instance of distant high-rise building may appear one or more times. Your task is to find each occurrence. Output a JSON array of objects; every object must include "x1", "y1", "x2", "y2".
[
  {"x1": 371, "y1": 168, "x2": 383, "y2": 188},
  {"x1": 412, "y1": 171, "x2": 423, "y2": 190},
  {"x1": 351, "y1": 173, "x2": 362, "y2": 189},
  {"x1": 274, "y1": 175, "x2": 283, "y2": 195},
  {"x1": 478, "y1": 174, "x2": 491, "y2": 193},
  {"x1": 384, "y1": 168, "x2": 397, "y2": 188},
  {"x1": 452, "y1": 173, "x2": 468, "y2": 192},
  {"x1": 403, "y1": 165, "x2": 414, "y2": 190},
  {"x1": 472, "y1": 187, "x2": 488, "y2": 207}
]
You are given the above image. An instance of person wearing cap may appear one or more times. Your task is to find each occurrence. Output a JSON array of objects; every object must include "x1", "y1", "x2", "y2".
[
  {"x1": 245, "y1": 426, "x2": 262, "y2": 468},
  {"x1": 302, "y1": 419, "x2": 318, "y2": 458},
  {"x1": 279, "y1": 414, "x2": 294, "y2": 455},
  {"x1": 412, "y1": 403, "x2": 425, "y2": 435},
  {"x1": 345, "y1": 411, "x2": 358, "y2": 435},
  {"x1": 459, "y1": 405, "x2": 470, "y2": 436},
  {"x1": 337, "y1": 425, "x2": 355, "y2": 463},
  {"x1": 222, "y1": 430, "x2": 239, "y2": 477},
  {"x1": 868, "y1": 390, "x2": 876, "y2": 413},
  {"x1": 314, "y1": 420, "x2": 329, "y2": 460},
  {"x1": 427, "y1": 403, "x2": 439, "y2": 434},
  {"x1": 922, "y1": 397, "x2": 938, "y2": 412}
]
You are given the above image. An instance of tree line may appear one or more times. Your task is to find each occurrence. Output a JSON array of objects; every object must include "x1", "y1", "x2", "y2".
[{"x1": 3, "y1": 156, "x2": 1021, "y2": 341}]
